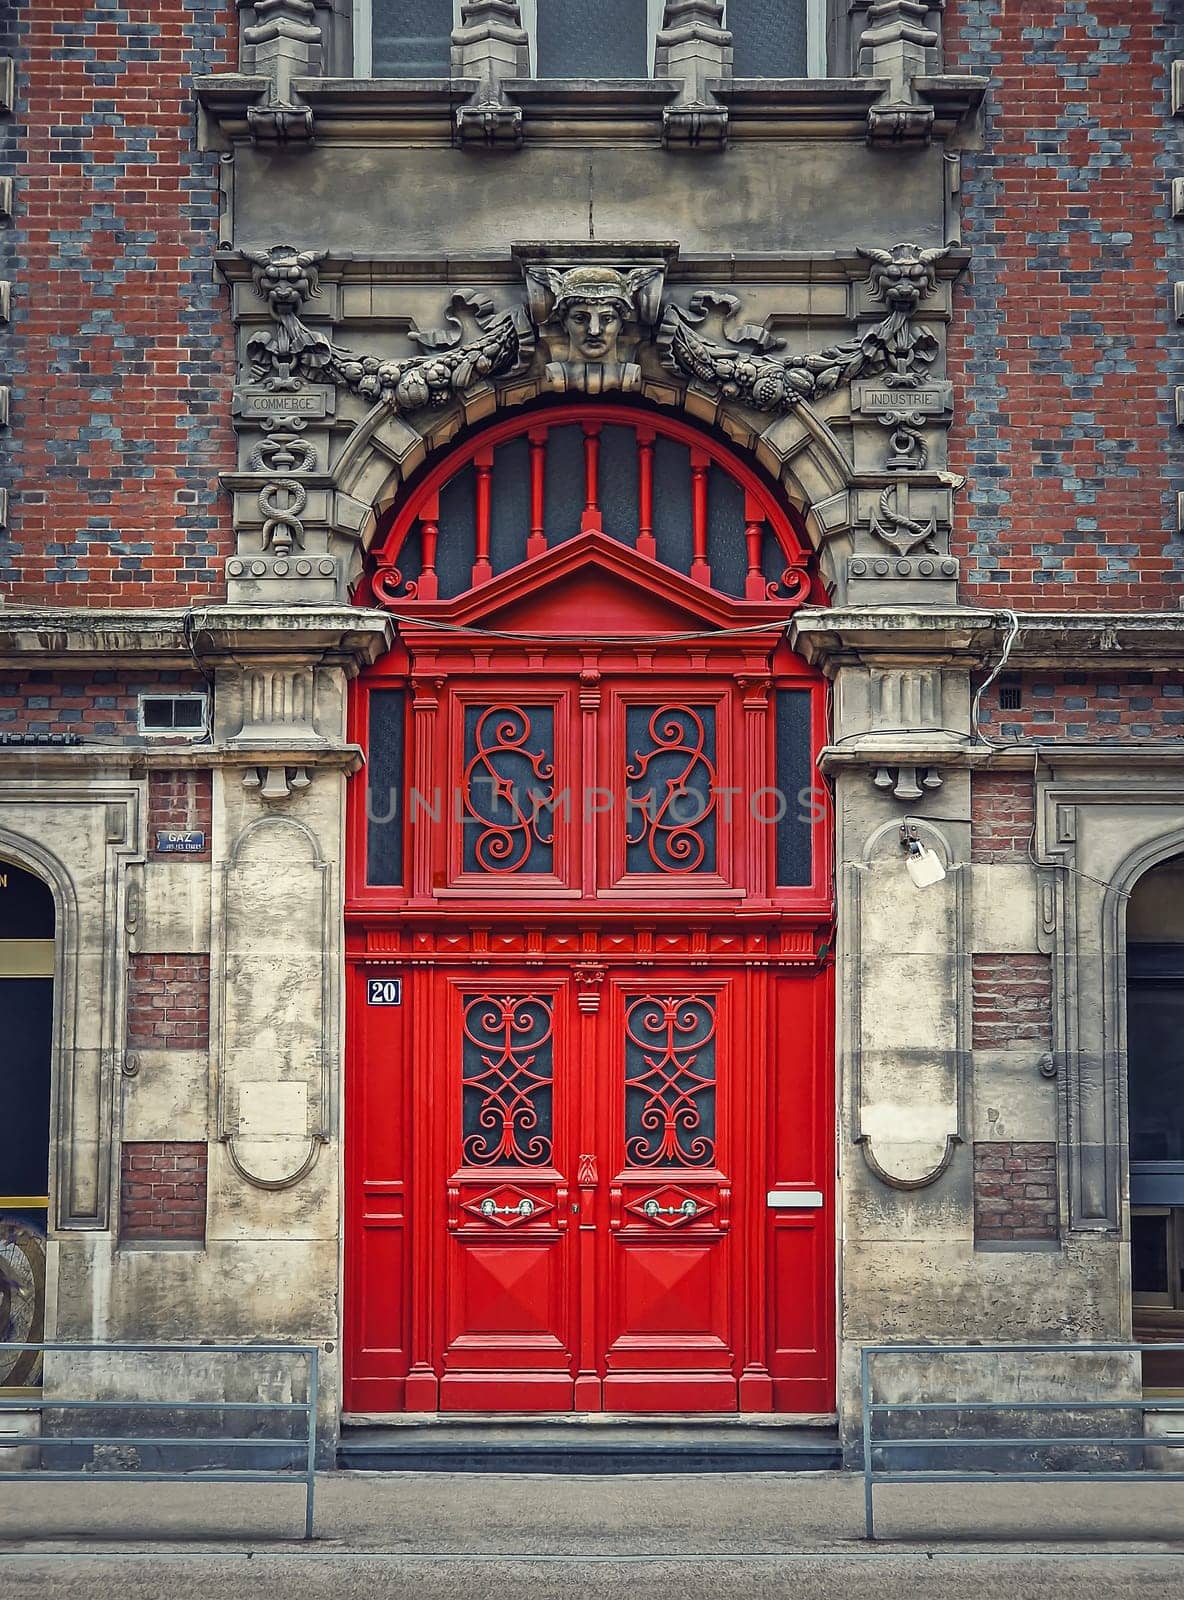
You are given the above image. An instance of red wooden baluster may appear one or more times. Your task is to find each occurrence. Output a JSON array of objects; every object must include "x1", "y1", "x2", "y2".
[
  {"x1": 418, "y1": 492, "x2": 440, "y2": 600},
  {"x1": 744, "y1": 491, "x2": 765, "y2": 600},
  {"x1": 690, "y1": 449, "x2": 710, "y2": 584},
  {"x1": 473, "y1": 447, "x2": 493, "y2": 584},
  {"x1": 581, "y1": 423, "x2": 603, "y2": 533},
  {"x1": 637, "y1": 428, "x2": 656, "y2": 558},
  {"x1": 527, "y1": 427, "x2": 547, "y2": 557}
]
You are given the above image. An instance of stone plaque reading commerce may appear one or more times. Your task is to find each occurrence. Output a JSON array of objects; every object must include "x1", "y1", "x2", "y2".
[
  {"x1": 852, "y1": 380, "x2": 953, "y2": 417},
  {"x1": 232, "y1": 385, "x2": 335, "y2": 420}
]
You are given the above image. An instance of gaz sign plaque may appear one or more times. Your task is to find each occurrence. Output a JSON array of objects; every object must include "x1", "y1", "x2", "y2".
[{"x1": 367, "y1": 977, "x2": 403, "y2": 1007}]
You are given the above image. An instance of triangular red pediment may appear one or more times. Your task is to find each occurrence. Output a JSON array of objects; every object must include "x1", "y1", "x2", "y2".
[{"x1": 412, "y1": 531, "x2": 772, "y2": 634}]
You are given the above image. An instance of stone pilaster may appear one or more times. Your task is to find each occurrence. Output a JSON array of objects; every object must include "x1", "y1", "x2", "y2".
[
  {"x1": 855, "y1": 0, "x2": 941, "y2": 145},
  {"x1": 239, "y1": 0, "x2": 323, "y2": 143},
  {"x1": 451, "y1": 0, "x2": 530, "y2": 147},
  {"x1": 654, "y1": 0, "x2": 732, "y2": 150}
]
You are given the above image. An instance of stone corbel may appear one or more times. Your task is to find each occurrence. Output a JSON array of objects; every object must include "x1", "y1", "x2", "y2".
[
  {"x1": 239, "y1": 0, "x2": 323, "y2": 144},
  {"x1": 655, "y1": 1, "x2": 732, "y2": 151},
  {"x1": 856, "y1": 0, "x2": 942, "y2": 146},
  {"x1": 451, "y1": 0, "x2": 530, "y2": 148},
  {"x1": 241, "y1": 764, "x2": 313, "y2": 802}
]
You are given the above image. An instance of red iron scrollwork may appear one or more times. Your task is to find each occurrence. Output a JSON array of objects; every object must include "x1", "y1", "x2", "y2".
[
  {"x1": 624, "y1": 994, "x2": 717, "y2": 1168},
  {"x1": 462, "y1": 705, "x2": 555, "y2": 874},
  {"x1": 462, "y1": 994, "x2": 554, "y2": 1167},
  {"x1": 625, "y1": 705, "x2": 717, "y2": 874}
]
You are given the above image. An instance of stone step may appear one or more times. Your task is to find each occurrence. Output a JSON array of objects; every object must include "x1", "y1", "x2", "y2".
[{"x1": 338, "y1": 1415, "x2": 842, "y2": 1473}]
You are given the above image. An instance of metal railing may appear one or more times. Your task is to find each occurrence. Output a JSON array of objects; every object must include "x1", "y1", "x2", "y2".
[
  {"x1": 0, "y1": 1341, "x2": 319, "y2": 1539},
  {"x1": 861, "y1": 1341, "x2": 1184, "y2": 1540}
]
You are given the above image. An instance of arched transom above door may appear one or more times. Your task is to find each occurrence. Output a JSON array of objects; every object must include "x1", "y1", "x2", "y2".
[{"x1": 361, "y1": 406, "x2": 818, "y2": 613}]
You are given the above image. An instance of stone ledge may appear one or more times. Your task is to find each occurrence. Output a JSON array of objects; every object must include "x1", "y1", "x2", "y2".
[
  {"x1": 0, "y1": 607, "x2": 392, "y2": 671},
  {"x1": 196, "y1": 71, "x2": 984, "y2": 144},
  {"x1": 791, "y1": 608, "x2": 1184, "y2": 670}
]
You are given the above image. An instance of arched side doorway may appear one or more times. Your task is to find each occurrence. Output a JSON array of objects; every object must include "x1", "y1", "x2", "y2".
[
  {"x1": 0, "y1": 859, "x2": 55, "y2": 1392},
  {"x1": 1127, "y1": 852, "x2": 1184, "y2": 1389},
  {"x1": 344, "y1": 404, "x2": 834, "y2": 1415}
]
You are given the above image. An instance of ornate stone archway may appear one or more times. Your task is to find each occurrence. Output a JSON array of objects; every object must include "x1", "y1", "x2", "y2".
[{"x1": 218, "y1": 240, "x2": 966, "y2": 611}]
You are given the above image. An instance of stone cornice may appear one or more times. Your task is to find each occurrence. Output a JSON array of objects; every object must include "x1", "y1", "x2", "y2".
[
  {"x1": 216, "y1": 246, "x2": 970, "y2": 290},
  {"x1": 196, "y1": 72, "x2": 985, "y2": 146},
  {"x1": 819, "y1": 740, "x2": 1184, "y2": 775},
  {"x1": 0, "y1": 607, "x2": 392, "y2": 672},
  {"x1": 790, "y1": 608, "x2": 1184, "y2": 671}
]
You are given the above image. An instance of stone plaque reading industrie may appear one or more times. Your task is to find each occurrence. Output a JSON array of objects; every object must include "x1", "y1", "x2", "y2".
[{"x1": 852, "y1": 380, "x2": 953, "y2": 418}]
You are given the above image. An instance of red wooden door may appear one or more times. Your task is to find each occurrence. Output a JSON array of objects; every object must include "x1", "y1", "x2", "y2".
[{"x1": 345, "y1": 407, "x2": 833, "y2": 1416}]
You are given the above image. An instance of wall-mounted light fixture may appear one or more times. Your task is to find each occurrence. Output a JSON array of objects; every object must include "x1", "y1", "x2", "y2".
[{"x1": 901, "y1": 823, "x2": 947, "y2": 889}]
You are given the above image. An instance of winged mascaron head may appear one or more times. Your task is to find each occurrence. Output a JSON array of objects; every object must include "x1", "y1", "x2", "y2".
[{"x1": 526, "y1": 264, "x2": 664, "y2": 395}]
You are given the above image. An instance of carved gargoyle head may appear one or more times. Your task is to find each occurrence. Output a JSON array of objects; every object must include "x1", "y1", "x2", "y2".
[
  {"x1": 859, "y1": 243, "x2": 948, "y2": 314},
  {"x1": 242, "y1": 244, "x2": 325, "y2": 318}
]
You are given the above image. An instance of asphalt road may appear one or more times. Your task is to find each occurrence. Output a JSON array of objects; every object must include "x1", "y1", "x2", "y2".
[{"x1": 1, "y1": 1473, "x2": 1183, "y2": 1598}]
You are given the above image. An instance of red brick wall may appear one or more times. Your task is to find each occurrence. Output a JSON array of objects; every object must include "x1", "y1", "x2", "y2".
[
  {"x1": 147, "y1": 770, "x2": 212, "y2": 859},
  {"x1": 120, "y1": 1142, "x2": 207, "y2": 1243},
  {"x1": 127, "y1": 953, "x2": 211, "y2": 1050},
  {"x1": 974, "y1": 1142, "x2": 1059, "y2": 1244},
  {"x1": 945, "y1": 2, "x2": 1183, "y2": 608},
  {"x1": 1, "y1": 2, "x2": 236, "y2": 603},
  {"x1": 972, "y1": 953, "x2": 1053, "y2": 1048},
  {"x1": 971, "y1": 772, "x2": 1035, "y2": 864},
  {"x1": 978, "y1": 675, "x2": 1184, "y2": 740},
  {"x1": 0, "y1": 672, "x2": 204, "y2": 741}
]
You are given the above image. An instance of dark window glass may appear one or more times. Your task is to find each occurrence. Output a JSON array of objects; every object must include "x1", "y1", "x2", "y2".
[
  {"x1": 371, "y1": 0, "x2": 454, "y2": 77},
  {"x1": 367, "y1": 689, "x2": 406, "y2": 886},
  {"x1": 706, "y1": 463, "x2": 746, "y2": 597},
  {"x1": 437, "y1": 462, "x2": 478, "y2": 598},
  {"x1": 491, "y1": 434, "x2": 532, "y2": 575},
  {"x1": 626, "y1": 704, "x2": 717, "y2": 876},
  {"x1": 2, "y1": 980, "x2": 53, "y2": 1196},
  {"x1": 651, "y1": 435, "x2": 694, "y2": 577},
  {"x1": 624, "y1": 994, "x2": 717, "y2": 1167},
  {"x1": 542, "y1": 424, "x2": 586, "y2": 544},
  {"x1": 728, "y1": 0, "x2": 809, "y2": 77},
  {"x1": 537, "y1": 0, "x2": 649, "y2": 78},
  {"x1": 1128, "y1": 945, "x2": 1184, "y2": 1164},
  {"x1": 462, "y1": 704, "x2": 556, "y2": 875},
  {"x1": 0, "y1": 861, "x2": 55, "y2": 940},
  {"x1": 775, "y1": 689, "x2": 814, "y2": 887},
  {"x1": 1132, "y1": 1212, "x2": 1171, "y2": 1297},
  {"x1": 598, "y1": 424, "x2": 641, "y2": 546},
  {"x1": 141, "y1": 695, "x2": 206, "y2": 731},
  {"x1": 462, "y1": 994, "x2": 554, "y2": 1168}
]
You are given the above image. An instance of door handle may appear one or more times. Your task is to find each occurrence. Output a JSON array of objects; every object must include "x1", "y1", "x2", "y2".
[
  {"x1": 643, "y1": 1197, "x2": 698, "y2": 1220},
  {"x1": 479, "y1": 1196, "x2": 536, "y2": 1219}
]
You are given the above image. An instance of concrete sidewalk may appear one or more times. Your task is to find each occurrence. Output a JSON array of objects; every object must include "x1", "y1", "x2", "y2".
[{"x1": 0, "y1": 1472, "x2": 1182, "y2": 1597}]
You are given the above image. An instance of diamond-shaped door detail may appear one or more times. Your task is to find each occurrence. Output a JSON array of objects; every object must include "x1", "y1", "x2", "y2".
[
  {"x1": 625, "y1": 1184, "x2": 715, "y2": 1228},
  {"x1": 463, "y1": 1184, "x2": 552, "y2": 1228}
]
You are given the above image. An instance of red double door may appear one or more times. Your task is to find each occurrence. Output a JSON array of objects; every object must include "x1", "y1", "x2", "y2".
[
  {"x1": 345, "y1": 446, "x2": 833, "y2": 1414},
  {"x1": 350, "y1": 951, "x2": 830, "y2": 1413}
]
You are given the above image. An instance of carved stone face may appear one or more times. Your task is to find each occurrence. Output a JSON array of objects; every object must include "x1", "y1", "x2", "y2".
[{"x1": 561, "y1": 300, "x2": 624, "y2": 361}]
